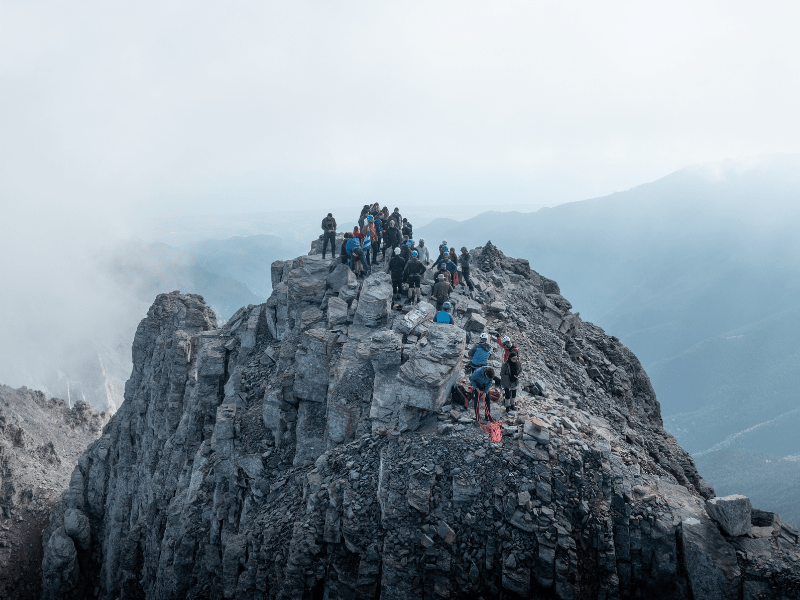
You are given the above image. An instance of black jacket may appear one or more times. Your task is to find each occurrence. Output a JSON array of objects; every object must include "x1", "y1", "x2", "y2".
[
  {"x1": 404, "y1": 258, "x2": 426, "y2": 277},
  {"x1": 459, "y1": 251, "x2": 471, "y2": 270},
  {"x1": 390, "y1": 211, "x2": 402, "y2": 227},
  {"x1": 385, "y1": 226, "x2": 402, "y2": 247},
  {"x1": 402, "y1": 223, "x2": 413, "y2": 238},
  {"x1": 389, "y1": 255, "x2": 406, "y2": 277},
  {"x1": 321, "y1": 217, "x2": 337, "y2": 232},
  {"x1": 400, "y1": 245, "x2": 411, "y2": 262}
]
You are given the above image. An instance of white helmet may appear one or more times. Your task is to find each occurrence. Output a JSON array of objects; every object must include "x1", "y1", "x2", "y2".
[
  {"x1": 479, "y1": 332, "x2": 489, "y2": 340},
  {"x1": 419, "y1": 238, "x2": 424, "y2": 243},
  {"x1": 442, "y1": 240, "x2": 448, "y2": 245},
  {"x1": 394, "y1": 247, "x2": 401, "y2": 254},
  {"x1": 502, "y1": 336, "x2": 511, "y2": 344}
]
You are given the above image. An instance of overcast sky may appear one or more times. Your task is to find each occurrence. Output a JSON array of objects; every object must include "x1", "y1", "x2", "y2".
[{"x1": 3, "y1": 1, "x2": 800, "y2": 234}]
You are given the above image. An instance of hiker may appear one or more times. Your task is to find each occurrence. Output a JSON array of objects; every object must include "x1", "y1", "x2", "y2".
[
  {"x1": 358, "y1": 204, "x2": 370, "y2": 228},
  {"x1": 401, "y1": 218, "x2": 413, "y2": 238},
  {"x1": 440, "y1": 253, "x2": 458, "y2": 284},
  {"x1": 417, "y1": 239, "x2": 430, "y2": 265},
  {"x1": 340, "y1": 233, "x2": 352, "y2": 264},
  {"x1": 500, "y1": 351, "x2": 521, "y2": 410},
  {"x1": 321, "y1": 213, "x2": 337, "y2": 259},
  {"x1": 390, "y1": 207, "x2": 402, "y2": 228},
  {"x1": 496, "y1": 335, "x2": 518, "y2": 363},
  {"x1": 403, "y1": 250, "x2": 426, "y2": 304},
  {"x1": 369, "y1": 202, "x2": 381, "y2": 218},
  {"x1": 388, "y1": 247, "x2": 406, "y2": 299},
  {"x1": 459, "y1": 247, "x2": 475, "y2": 292},
  {"x1": 361, "y1": 222, "x2": 372, "y2": 272},
  {"x1": 346, "y1": 234, "x2": 362, "y2": 275},
  {"x1": 384, "y1": 220, "x2": 401, "y2": 260},
  {"x1": 466, "y1": 332, "x2": 492, "y2": 373},
  {"x1": 430, "y1": 273, "x2": 453, "y2": 310},
  {"x1": 434, "y1": 301, "x2": 454, "y2": 324},
  {"x1": 372, "y1": 213, "x2": 383, "y2": 263},
  {"x1": 469, "y1": 365, "x2": 496, "y2": 409},
  {"x1": 437, "y1": 263, "x2": 452, "y2": 284}
]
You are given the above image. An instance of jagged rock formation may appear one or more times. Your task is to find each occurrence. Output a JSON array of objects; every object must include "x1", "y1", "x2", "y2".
[
  {"x1": 0, "y1": 384, "x2": 108, "y2": 600},
  {"x1": 42, "y1": 242, "x2": 800, "y2": 599}
]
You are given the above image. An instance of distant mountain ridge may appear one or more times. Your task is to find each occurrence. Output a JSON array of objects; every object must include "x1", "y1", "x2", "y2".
[{"x1": 416, "y1": 154, "x2": 800, "y2": 519}]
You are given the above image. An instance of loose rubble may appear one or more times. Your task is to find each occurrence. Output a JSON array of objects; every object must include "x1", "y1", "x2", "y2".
[
  {"x1": 0, "y1": 385, "x2": 108, "y2": 600},
  {"x1": 41, "y1": 242, "x2": 800, "y2": 599}
]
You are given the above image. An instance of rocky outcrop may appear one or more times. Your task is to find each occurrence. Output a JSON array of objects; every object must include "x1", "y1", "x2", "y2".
[
  {"x1": 42, "y1": 243, "x2": 800, "y2": 599},
  {"x1": 0, "y1": 385, "x2": 108, "y2": 600}
]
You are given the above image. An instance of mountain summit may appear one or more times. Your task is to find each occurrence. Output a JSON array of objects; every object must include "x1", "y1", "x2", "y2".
[{"x1": 41, "y1": 240, "x2": 800, "y2": 599}]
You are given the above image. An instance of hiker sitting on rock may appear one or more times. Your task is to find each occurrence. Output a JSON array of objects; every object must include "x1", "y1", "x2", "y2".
[
  {"x1": 434, "y1": 301, "x2": 453, "y2": 324},
  {"x1": 389, "y1": 247, "x2": 406, "y2": 300},
  {"x1": 403, "y1": 250, "x2": 426, "y2": 304},
  {"x1": 469, "y1": 365, "x2": 496, "y2": 408},
  {"x1": 346, "y1": 235, "x2": 365, "y2": 277},
  {"x1": 321, "y1": 212, "x2": 337, "y2": 259},
  {"x1": 501, "y1": 351, "x2": 521, "y2": 410},
  {"x1": 430, "y1": 273, "x2": 454, "y2": 310},
  {"x1": 466, "y1": 332, "x2": 492, "y2": 373}
]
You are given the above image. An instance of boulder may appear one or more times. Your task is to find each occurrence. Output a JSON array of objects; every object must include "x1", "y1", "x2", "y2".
[
  {"x1": 63, "y1": 508, "x2": 91, "y2": 550},
  {"x1": 395, "y1": 301, "x2": 435, "y2": 334},
  {"x1": 465, "y1": 313, "x2": 487, "y2": 333},
  {"x1": 327, "y1": 296, "x2": 349, "y2": 328},
  {"x1": 705, "y1": 495, "x2": 752, "y2": 537},
  {"x1": 327, "y1": 262, "x2": 356, "y2": 293},
  {"x1": 300, "y1": 307, "x2": 324, "y2": 330},
  {"x1": 355, "y1": 274, "x2": 392, "y2": 327},
  {"x1": 680, "y1": 516, "x2": 740, "y2": 600}
]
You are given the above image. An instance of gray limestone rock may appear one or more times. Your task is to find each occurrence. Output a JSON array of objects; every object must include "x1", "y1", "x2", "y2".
[
  {"x1": 327, "y1": 262, "x2": 356, "y2": 292},
  {"x1": 38, "y1": 241, "x2": 799, "y2": 600},
  {"x1": 706, "y1": 494, "x2": 752, "y2": 537}
]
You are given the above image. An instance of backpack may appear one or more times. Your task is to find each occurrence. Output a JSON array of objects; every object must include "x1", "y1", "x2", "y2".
[{"x1": 452, "y1": 384, "x2": 473, "y2": 409}]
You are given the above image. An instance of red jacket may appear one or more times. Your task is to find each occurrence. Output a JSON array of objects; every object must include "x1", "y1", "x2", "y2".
[
  {"x1": 497, "y1": 335, "x2": 518, "y2": 363},
  {"x1": 352, "y1": 229, "x2": 365, "y2": 241}
]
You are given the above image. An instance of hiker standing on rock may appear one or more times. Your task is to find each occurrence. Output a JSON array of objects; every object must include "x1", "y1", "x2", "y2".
[
  {"x1": 402, "y1": 218, "x2": 413, "y2": 239},
  {"x1": 390, "y1": 207, "x2": 402, "y2": 228},
  {"x1": 403, "y1": 250, "x2": 426, "y2": 304},
  {"x1": 430, "y1": 273, "x2": 453, "y2": 310},
  {"x1": 466, "y1": 332, "x2": 492, "y2": 374},
  {"x1": 496, "y1": 335, "x2": 518, "y2": 363},
  {"x1": 321, "y1": 213, "x2": 337, "y2": 259},
  {"x1": 389, "y1": 247, "x2": 405, "y2": 300},
  {"x1": 501, "y1": 351, "x2": 521, "y2": 410},
  {"x1": 417, "y1": 239, "x2": 430, "y2": 265},
  {"x1": 361, "y1": 222, "x2": 372, "y2": 273},
  {"x1": 459, "y1": 247, "x2": 475, "y2": 292},
  {"x1": 384, "y1": 220, "x2": 401, "y2": 260},
  {"x1": 340, "y1": 233, "x2": 351, "y2": 264},
  {"x1": 372, "y1": 213, "x2": 383, "y2": 264},
  {"x1": 434, "y1": 301, "x2": 453, "y2": 324}
]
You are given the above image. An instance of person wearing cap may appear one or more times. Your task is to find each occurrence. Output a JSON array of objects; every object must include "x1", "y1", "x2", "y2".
[
  {"x1": 401, "y1": 218, "x2": 413, "y2": 238},
  {"x1": 417, "y1": 239, "x2": 430, "y2": 265},
  {"x1": 496, "y1": 335, "x2": 518, "y2": 363},
  {"x1": 459, "y1": 247, "x2": 475, "y2": 292},
  {"x1": 434, "y1": 301, "x2": 454, "y2": 324},
  {"x1": 388, "y1": 247, "x2": 406, "y2": 299},
  {"x1": 467, "y1": 332, "x2": 493, "y2": 373},
  {"x1": 430, "y1": 272, "x2": 453, "y2": 311},
  {"x1": 500, "y1": 351, "x2": 522, "y2": 410},
  {"x1": 441, "y1": 253, "x2": 458, "y2": 283},
  {"x1": 320, "y1": 213, "x2": 337, "y2": 259},
  {"x1": 403, "y1": 250, "x2": 426, "y2": 304}
]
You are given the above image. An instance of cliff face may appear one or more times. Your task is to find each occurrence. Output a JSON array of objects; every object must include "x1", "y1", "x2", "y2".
[
  {"x1": 0, "y1": 385, "x2": 108, "y2": 600},
  {"x1": 42, "y1": 244, "x2": 800, "y2": 600}
]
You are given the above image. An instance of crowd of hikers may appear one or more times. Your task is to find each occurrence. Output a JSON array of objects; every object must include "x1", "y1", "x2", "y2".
[{"x1": 320, "y1": 205, "x2": 522, "y2": 417}]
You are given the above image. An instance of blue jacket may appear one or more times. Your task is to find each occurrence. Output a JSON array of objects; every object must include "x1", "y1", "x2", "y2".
[
  {"x1": 434, "y1": 310, "x2": 453, "y2": 324},
  {"x1": 345, "y1": 238, "x2": 361, "y2": 253},
  {"x1": 468, "y1": 342, "x2": 492, "y2": 366},
  {"x1": 362, "y1": 230, "x2": 371, "y2": 249},
  {"x1": 470, "y1": 366, "x2": 494, "y2": 392},
  {"x1": 444, "y1": 260, "x2": 457, "y2": 274},
  {"x1": 374, "y1": 217, "x2": 383, "y2": 239}
]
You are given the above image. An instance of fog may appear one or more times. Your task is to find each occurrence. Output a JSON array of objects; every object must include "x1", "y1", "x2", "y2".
[{"x1": 2, "y1": 1, "x2": 800, "y2": 409}]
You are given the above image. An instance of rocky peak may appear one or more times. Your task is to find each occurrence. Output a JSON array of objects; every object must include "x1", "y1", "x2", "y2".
[{"x1": 41, "y1": 242, "x2": 800, "y2": 600}]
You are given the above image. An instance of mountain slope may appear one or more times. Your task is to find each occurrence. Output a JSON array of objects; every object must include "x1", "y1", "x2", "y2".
[{"x1": 41, "y1": 240, "x2": 800, "y2": 600}]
